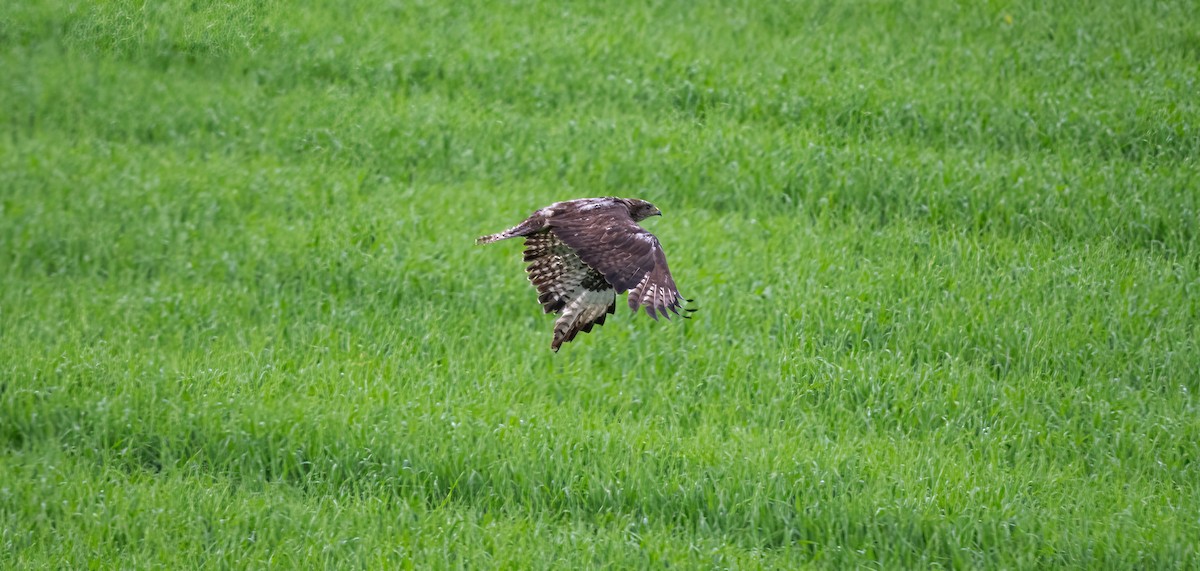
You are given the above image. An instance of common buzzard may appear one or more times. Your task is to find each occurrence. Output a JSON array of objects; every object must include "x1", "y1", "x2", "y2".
[{"x1": 477, "y1": 197, "x2": 694, "y2": 351}]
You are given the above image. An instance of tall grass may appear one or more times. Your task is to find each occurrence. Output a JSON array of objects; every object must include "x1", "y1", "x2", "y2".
[{"x1": 2, "y1": 0, "x2": 1198, "y2": 568}]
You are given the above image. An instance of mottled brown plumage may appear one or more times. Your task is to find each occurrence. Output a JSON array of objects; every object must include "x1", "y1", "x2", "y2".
[{"x1": 477, "y1": 197, "x2": 694, "y2": 351}]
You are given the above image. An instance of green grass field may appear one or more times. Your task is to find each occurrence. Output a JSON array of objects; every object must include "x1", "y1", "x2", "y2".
[{"x1": 2, "y1": 0, "x2": 1199, "y2": 568}]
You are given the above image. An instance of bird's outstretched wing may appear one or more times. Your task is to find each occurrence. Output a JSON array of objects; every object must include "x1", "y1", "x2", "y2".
[{"x1": 547, "y1": 201, "x2": 685, "y2": 320}]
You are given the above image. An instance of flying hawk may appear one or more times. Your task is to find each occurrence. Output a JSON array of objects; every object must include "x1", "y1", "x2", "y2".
[{"x1": 477, "y1": 197, "x2": 694, "y2": 351}]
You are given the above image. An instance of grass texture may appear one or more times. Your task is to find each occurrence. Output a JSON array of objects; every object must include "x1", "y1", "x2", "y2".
[{"x1": 2, "y1": 0, "x2": 1198, "y2": 568}]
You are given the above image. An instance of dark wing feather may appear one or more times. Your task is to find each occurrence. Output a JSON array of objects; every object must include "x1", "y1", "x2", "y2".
[
  {"x1": 523, "y1": 231, "x2": 617, "y2": 351},
  {"x1": 547, "y1": 201, "x2": 685, "y2": 320}
]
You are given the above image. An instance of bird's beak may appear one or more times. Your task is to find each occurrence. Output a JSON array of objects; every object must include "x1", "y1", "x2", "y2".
[{"x1": 653, "y1": 208, "x2": 663, "y2": 217}]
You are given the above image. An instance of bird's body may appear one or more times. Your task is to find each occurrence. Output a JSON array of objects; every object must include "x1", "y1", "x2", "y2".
[{"x1": 477, "y1": 197, "x2": 693, "y2": 351}]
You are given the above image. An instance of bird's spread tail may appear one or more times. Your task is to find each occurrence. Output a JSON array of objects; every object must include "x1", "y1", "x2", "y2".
[{"x1": 551, "y1": 291, "x2": 617, "y2": 351}]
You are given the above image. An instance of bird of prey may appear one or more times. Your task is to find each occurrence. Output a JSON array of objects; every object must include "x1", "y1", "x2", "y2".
[{"x1": 477, "y1": 197, "x2": 694, "y2": 351}]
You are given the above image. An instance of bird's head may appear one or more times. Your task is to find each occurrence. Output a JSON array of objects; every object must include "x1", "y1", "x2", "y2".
[{"x1": 623, "y1": 198, "x2": 662, "y2": 221}]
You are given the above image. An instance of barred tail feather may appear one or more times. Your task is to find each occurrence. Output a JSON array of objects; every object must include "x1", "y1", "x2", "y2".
[{"x1": 551, "y1": 290, "x2": 617, "y2": 351}]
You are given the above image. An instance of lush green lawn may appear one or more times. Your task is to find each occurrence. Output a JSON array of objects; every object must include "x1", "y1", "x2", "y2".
[{"x1": 2, "y1": 0, "x2": 1198, "y2": 568}]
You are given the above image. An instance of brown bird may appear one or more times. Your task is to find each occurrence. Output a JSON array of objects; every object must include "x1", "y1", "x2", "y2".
[{"x1": 477, "y1": 197, "x2": 694, "y2": 351}]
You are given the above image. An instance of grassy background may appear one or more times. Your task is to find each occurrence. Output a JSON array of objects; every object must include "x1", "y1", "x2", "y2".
[{"x1": 2, "y1": 0, "x2": 1198, "y2": 568}]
